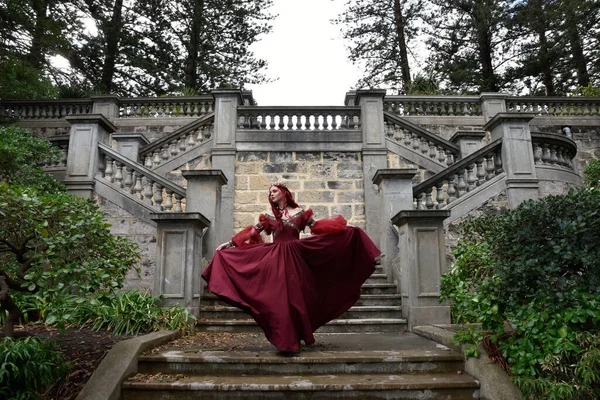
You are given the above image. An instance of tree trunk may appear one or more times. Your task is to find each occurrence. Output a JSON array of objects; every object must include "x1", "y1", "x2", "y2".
[
  {"x1": 184, "y1": 0, "x2": 204, "y2": 90},
  {"x1": 393, "y1": 0, "x2": 412, "y2": 92},
  {"x1": 531, "y1": 0, "x2": 555, "y2": 95},
  {"x1": 0, "y1": 276, "x2": 21, "y2": 338},
  {"x1": 565, "y1": 17, "x2": 590, "y2": 87},
  {"x1": 27, "y1": 0, "x2": 48, "y2": 69},
  {"x1": 100, "y1": 0, "x2": 124, "y2": 93},
  {"x1": 473, "y1": 4, "x2": 498, "y2": 92}
]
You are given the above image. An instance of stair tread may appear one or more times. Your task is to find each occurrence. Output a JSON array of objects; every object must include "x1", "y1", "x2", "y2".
[
  {"x1": 199, "y1": 305, "x2": 402, "y2": 312},
  {"x1": 196, "y1": 318, "x2": 407, "y2": 325},
  {"x1": 202, "y1": 293, "x2": 402, "y2": 299},
  {"x1": 123, "y1": 371, "x2": 479, "y2": 390},
  {"x1": 140, "y1": 349, "x2": 463, "y2": 363}
]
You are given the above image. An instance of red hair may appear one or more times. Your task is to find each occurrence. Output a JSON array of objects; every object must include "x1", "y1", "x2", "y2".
[{"x1": 268, "y1": 184, "x2": 299, "y2": 221}]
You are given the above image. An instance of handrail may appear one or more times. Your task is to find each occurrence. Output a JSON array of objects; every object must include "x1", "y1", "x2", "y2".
[
  {"x1": 118, "y1": 95, "x2": 214, "y2": 118},
  {"x1": 0, "y1": 99, "x2": 93, "y2": 119},
  {"x1": 530, "y1": 132, "x2": 577, "y2": 170},
  {"x1": 506, "y1": 96, "x2": 600, "y2": 116},
  {"x1": 384, "y1": 95, "x2": 482, "y2": 116},
  {"x1": 237, "y1": 106, "x2": 361, "y2": 131},
  {"x1": 384, "y1": 112, "x2": 460, "y2": 153}
]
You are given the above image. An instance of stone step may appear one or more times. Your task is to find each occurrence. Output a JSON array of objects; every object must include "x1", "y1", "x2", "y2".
[
  {"x1": 195, "y1": 318, "x2": 407, "y2": 333},
  {"x1": 122, "y1": 372, "x2": 479, "y2": 399},
  {"x1": 198, "y1": 305, "x2": 403, "y2": 320},
  {"x1": 365, "y1": 273, "x2": 388, "y2": 282},
  {"x1": 360, "y1": 283, "x2": 398, "y2": 295},
  {"x1": 137, "y1": 349, "x2": 465, "y2": 376},
  {"x1": 200, "y1": 293, "x2": 402, "y2": 307}
]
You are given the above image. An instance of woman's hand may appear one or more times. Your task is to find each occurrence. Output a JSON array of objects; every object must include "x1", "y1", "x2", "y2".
[{"x1": 216, "y1": 241, "x2": 233, "y2": 251}]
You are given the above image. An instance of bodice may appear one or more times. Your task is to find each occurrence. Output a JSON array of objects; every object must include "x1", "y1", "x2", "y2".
[{"x1": 261, "y1": 209, "x2": 311, "y2": 242}]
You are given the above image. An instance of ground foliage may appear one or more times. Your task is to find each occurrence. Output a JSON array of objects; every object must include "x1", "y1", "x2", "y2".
[{"x1": 441, "y1": 164, "x2": 600, "y2": 398}]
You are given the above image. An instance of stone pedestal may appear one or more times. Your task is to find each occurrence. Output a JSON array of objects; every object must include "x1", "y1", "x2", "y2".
[
  {"x1": 151, "y1": 212, "x2": 210, "y2": 316},
  {"x1": 450, "y1": 131, "x2": 487, "y2": 158},
  {"x1": 484, "y1": 113, "x2": 539, "y2": 208},
  {"x1": 91, "y1": 95, "x2": 120, "y2": 119},
  {"x1": 64, "y1": 115, "x2": 116, "y2": 198},
  {"x1": 182, "y1": 170, "x2": 228, "y2": 260},
  {"x1": 357, "y1": 89, "x2": 388, "y2": 247},
  {"x1": 392, "y1": 210, "x2": 451, "y2": 331},
  {"x1": 479, "y1": 93, "x2": 507, "y2": 123},
  {"x1": 373, "y1": 168, "x2": 418, "y2": 283},
  {"x1": 112, "y1": 133, "x2": 149, "y2": 162}
]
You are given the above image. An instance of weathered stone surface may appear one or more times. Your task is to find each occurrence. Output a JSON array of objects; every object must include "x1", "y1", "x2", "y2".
[
  {"x1": 309, "y1": 164, "x2": 335, "y2": 179},
  {"x1": 338, "y1": 191, "x2": 365, "y2": 203},
  {"x1": 295, "y1": 152, "x2": 322, "y2": 161},
  {"x1": 270, "y1": 152, "x2": 293, "y2": 162},
  {"x1": 323, "y1": 152, "x2": 360, "y2": 161},
  {"x1": 327, "y1": 180, "x2": 353, "y2": 190},
  {"x1": 237, "y1": 152, "x2": 268, "y2": 162},
  {"x1": 298, "y1": 191, "x2": 335, "y2": 203},
  {"x1": 304, "y1": 180, "x2": 327, "y2": 190},
  {"x1": 337, "y1": 163, "x2": 363, "y2": 179}
]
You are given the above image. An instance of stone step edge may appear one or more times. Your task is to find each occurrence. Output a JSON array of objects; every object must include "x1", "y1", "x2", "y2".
[
  {"x1": 199, "y1": 305, "x2": 402, "y2": 312},
  {"x1": 201, "y1": 293, "x2": 402, "y2": 299},
  {"x1": 195, "y1": 318, "x2": 407, "y2": 326},
  {"x1": 123, "y1": 372, "x2": 479, "y2": 391}
]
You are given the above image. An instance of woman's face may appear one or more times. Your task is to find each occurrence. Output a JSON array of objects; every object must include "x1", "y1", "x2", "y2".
[{"x1": 269, "y1": 186, "x2": 284, "y2": 204}]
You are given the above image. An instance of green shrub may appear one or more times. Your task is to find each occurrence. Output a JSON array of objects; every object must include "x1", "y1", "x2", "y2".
[
  {"x1": 584, "y1": 159, "x2": 600, "y2": 188},
  {"x1": 441, "y1": 187, "x2": 600, "y2": 398},
  {"x1": 0, "y1": 336, "x2": 71, "y2": 399}
]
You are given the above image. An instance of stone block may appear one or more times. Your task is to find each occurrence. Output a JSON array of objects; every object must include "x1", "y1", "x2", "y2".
[
  {"x1": 309, "y1": 164, "x2": 335, "y2": 179},
  {"x1": 297, "y1": 191, "x2": 335, "y2": 203},
  {"x1": 263, "y1": 163, "x2": 300, "y2": 174},
  {"x1": 295, "y1": 152, "x2": 322, "y2": 161},
  {"x1": 327, "y1": 180, "x2": 353, "y2": 190},
  {"x1": 235, "y1": 175, "x2": 249, "y2": 190},
  {"x1": 337, "y1": 191, "x2": 365, "y2": 203},
  {"x1": 354, "y1": 204, "x2": 365, "y2": 218},
  {"x1": 337, "y1": 163, "x2": 363, "y2": 179},
  {"x1": 249, "y1": 175, "x2": 271, "y2": 190},
  {"x1": 270, "y1": 152, "x2": 293, "y2": 162},
  {"x1": 235, "y1": 204, "x2": 267, "y2": 213},
  {"x1": 235, "y1": 190, "x2": 259, "y2": 204},
  {"x1": 235, "y1": 214, "x2": 256, "y2": 228},
  {"x1": 323, "y1": 152, "x2": 360, "y2": 161},
  {"x1": 235, "y1": 163, "x2": 259, "y2": 174},
  {"x1": 304, "y1": 180, "x2": 327, "y2": 190},
  {"x1": 237, "y1": 152, "x2": 268, "y2": 162},
  {"x1": 331, "y1": 204, "x2": 352, "y2": 220},
  {"x1": 309, "y1": 205, "x2": 329, "y2": 218}
]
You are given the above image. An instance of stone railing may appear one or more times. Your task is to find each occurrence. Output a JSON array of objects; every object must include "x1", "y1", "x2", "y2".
[
  {"x1": 384, "y1": 112, "x2": 460, "y2": 166},
  {"x1": 506, "y1": 97, "x2": 600, "y2": 116},
  {"x1": 531, "y1": 132, "x2": 577, "y2": 170},
  {"x1": 237, "y1": 106, "x2": 361, "y2": 131},
  {"x1": 98, "y1": 143, "x2": 187, "y2": 212},
  {"x1": 44, "y1": 135, "x2": 70, "y2": 169},
  {"x1": 0, "y1": 99, "x2": 93, "y2": 120},
  {"x1": 139, "y1": 113, "x2": 215, "y2": 168},
  {"x1": 119, "y1": 95, "x2": 214, "y2": 118},
  {"x1": 412, "y1": 139, "x2": 504, "y2": 210},
  {"x1": 384, "y1": 95, "x2": 482, "y2": 116}
]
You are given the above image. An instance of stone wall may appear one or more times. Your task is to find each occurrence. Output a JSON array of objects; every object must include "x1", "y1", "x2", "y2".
[{"x1": 233, "y1": 151, "x2": 366, "y2": 234}]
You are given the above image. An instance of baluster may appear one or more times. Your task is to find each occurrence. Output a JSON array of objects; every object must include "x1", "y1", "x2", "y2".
[
  {"x1": 161, "y1": 146, "x2": 170, "y2": 162},
  {"x1": 385, "y1": 122, "x2": 393, "y2": 139},
  {"x1": 476, "y1": 160, "x2": 486, "y2": 185},
  {"x1": 494, "y1": 151, "x2": 503, "y2": 174},
  {"x1": 173, "y1": 193, "x2": 183, "y2": 212},
  {"x1": 437, "y1": 146, "x2": 446, "y2": 164},
  {"x1": 269, "y1": 114, "x2": 277, "y2": 130},
  {"x1": 60, "y1": 146, "x2": 68, "y2": 167},
  {"x1": 179, "y1": 134, "x2": 187, "y2": 152},
  {"x1": 466, "y1": 164, "x2": 477, "y2": 191},
  {"x1": 429, "y1": 143, "x2": 437, "y2": 159},
  {"x1": 260, "y1": 114, "x2": 267, "y2": 130},
  {"x1": 170, "y1": 142, "x2": 178, "y2": 157},
  {"x1": 435, "y1": 182, "x2": 445, "y2": 209},
  {"x1": 144, "y1": 155, "x2": 153, "y2": 168},
  {"x1": 143, "y1": 177, "x2": 154, "y2": 203},
  {"x1": 485, "y1": 153, "x2": 495, "y2": 180},
  {"x1": 440, "y1": 102, "x2": 447, "y2": 116},
  {"x1": 549, "y1": 145, "x2": 559, "y2": 165},
  {"x1": 446, "y1": 151, "x2": 455, "y2": 165},
  {"x1": 394, "y1": 127, "x2": 404, "y2": 142},
  {"x1": 187, "y1": 130, "x2": 197, "y2": 147},
  {"x1": 404, "y1": 131, "x2": 412, "y2": 147},
  {"x1": 153, "y1": 151, "x2": 161, "y2": 166},
  {"x1": 204, "y1": 126, "x2": 213, "y2": 140},
  {"x1": 556, "y1": 147, "x2": 566, "y2": 167},
  {"x1": 533, "y1": 143, "x2": 542, "y2": 164},
  {"x1": 425, "y1": 188, "x2": 434, "y2": 209},
  {"x1": 278, "y1": 114, "x2": 285, "y2": 130},
  {"x1": 104, "y1": 156, "x2": 114, "y2": 182},
  {"x1": 420, "y1": 139, "x2": 429, "y2": 154},
  {"x1": 331, "y1": 114, "x2": 338, "y2": 130},
  {"x1": 153, "y1": 183, "x2": 164, "y2": 209},
  {"x1": 97, "y1": 154, "x2": 105, "y2": 177},
  {"x1": 457, "y1": 169, "x2": 467, "y2": 196},
  {"x1": 197, "y1": 127, "x2": 205, "y2": 142},
  {"x1": 418, "y1": 192, "x2": 427, "y2": 210},
  {"x1": 412, "y1": 135, "x2": 421, "y2": 151},
  {"x1": 447, "y1": 175, "x2": 457, "y2": 203},
  {"x1": 541, "y1": 144, "x2": 551, "y2": 164},
  {"x1": 114, "y1": 162, "x2": 124, "y2": 188},
  {"x1": 123, "y1": 167, "x2": 134, "y2": 193},
  {"x1": 163, "y1": 189, "x2": 174, "y2": 211},
  {"x1": 133, "y1": 173, "x2": 143, "y2": 199}
]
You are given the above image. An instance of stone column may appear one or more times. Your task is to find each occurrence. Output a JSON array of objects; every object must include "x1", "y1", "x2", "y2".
[
  {"x1": 392, "y1": 210, "x2": 451, "y2": 330},
  {"x1": 450, "y1": 131, "x2": 487, "y2": 158},
  {"x1": 91, "y1": 95, "x2": 120, "y2": 120},
  {"x1": 373, "y1": 169, "x2": 418, "y2": 283},
  {"x1": 151, "y1": 212, "x2": 210, "y2": 316},
  {"x1": 182, "y1": 170, "x2": 228, "y2": 261},
  {"x1": 211, "y1": 89, "x2": 243, "y2": 247},
  {"x1": 64, "y1": 115, "x2": 116, "y2": 199},
  {"x1": 479, "y1": 92, "x2": 507, "y2": 123},
  {"x1": 357, "y1": 89, "x2": 388, "y2": 247},
  {"x1": 484, "y1": 113, "x2": 539, "y2": 208},
  {"x1": 112, "y1": 133, "x2": 149, "y2": 162}
]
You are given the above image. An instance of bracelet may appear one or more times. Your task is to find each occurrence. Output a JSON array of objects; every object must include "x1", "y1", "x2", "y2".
[{"x1": 228, "y1": 241, "x2": 236, "y2": 248}]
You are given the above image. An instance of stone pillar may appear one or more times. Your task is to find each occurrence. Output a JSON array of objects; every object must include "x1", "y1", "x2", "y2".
[
  {"x1": 357, "y1": 89, "x2": 388, "y2": 247},
  {"x1": 484, "y1": 113, "x2": 539, "y2": 208},
  {"x1": 182, "y1": 170, "x2": 228, "y2": 260},
  {"x1": 450, "y1": 131, "x2": 487, "y2": 158},
  {"x1": 211, "y1": 89, "x2": 243, "y2": 247},
  {"x1": 392, "y1": 210, "x2": 451, "y2": 330},
  {"x1": 91, "y1": 95, "x2": 120, "y2": 120},
  {"x1": 112, "y1": 133, "x2": 149, "y2": 162},
  {"x1": 373, "y1": 169, "x2": 418, "y2": 283},
  {"x1": 64, "y1": 115, "x2": 116, "y2": 199},
  {"x1": 151, "y1": 213, "x2": 210, "y2": 316},
  {"x1": 479, "y1": 92, "x2": 507, "y2": 123}
]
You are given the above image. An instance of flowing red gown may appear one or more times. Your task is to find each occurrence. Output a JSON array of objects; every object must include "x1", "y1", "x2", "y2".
[{"x1": 201, "y1": 209, "x2": 381, "y2": 352}]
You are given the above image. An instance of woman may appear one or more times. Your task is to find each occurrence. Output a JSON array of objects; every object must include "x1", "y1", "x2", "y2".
[{"x1": 202, "y1": 183, "x2": 381, "y2": 354}]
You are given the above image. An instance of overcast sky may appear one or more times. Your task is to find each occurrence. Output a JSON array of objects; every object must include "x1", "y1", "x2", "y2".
[{"x1": 246, "y1": 0, "x2": 361, "y2": 106}]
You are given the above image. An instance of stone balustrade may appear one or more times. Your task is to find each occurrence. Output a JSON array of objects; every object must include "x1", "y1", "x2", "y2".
[
  {"x1": 44, "y1": 135, "x2": 70, "y2": 169},
  {"x1": 384, "y1": 112, "x2": 460, "y2": 167},
  {"x1": 531, "y1": 132, "x2": 577, "y2": 171},
  {"x1": 118, "y1": 96, "x2": 214, "y2": 118},
  {"x1": 507, "y1": 97, "x2": 600, "y2": 116},
  {"x1": 140, "y1": 114, "x2": 215, "y2": 168},
  {"x1": 237, "y1": 106, "x2": 361, "y2": 131},
  {"x1": 412, "y1": 140, "x2": 504, "y2": 210},
  {"x1": 0, "y1": 99, "x2": 93, "y2": 119},
  {"x1": 98, "y1": 143, "x2": 187, "y2": 212},
  {"x1": 384, "y1": 95, "x2": 482, "y2": 116}
]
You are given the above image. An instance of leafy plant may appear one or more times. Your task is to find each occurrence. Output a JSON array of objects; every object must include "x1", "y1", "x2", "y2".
[
  {"x1": 584, "y1": 158, "x2": 600, "y2": 188},
  {"x1": 0, "y1": 336, "x2": 71, "y2": 399}
]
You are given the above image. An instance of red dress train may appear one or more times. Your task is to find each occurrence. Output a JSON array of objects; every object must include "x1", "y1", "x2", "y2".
[{"x1": 201, "y1": 209, "x2": 381, "y2": 352}]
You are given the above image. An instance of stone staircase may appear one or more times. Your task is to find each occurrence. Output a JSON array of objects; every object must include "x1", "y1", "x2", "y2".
[
  {"x1": 120, "y1": 266, "x2": 481, "y2": 399},
  {"x1": 195, "y1": 265, "x2": 408, "y2": 334}
]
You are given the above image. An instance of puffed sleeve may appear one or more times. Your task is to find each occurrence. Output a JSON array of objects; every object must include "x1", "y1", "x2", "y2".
[
  {"x1": 230, "y1": 214, "x2": 268, "y2": 248},
  {"x1": 307, "y1": 211, "x2": 348, "y2": 235}
]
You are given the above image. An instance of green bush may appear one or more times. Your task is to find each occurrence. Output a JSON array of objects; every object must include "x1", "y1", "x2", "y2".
[
  {"x1": 441, "y1": 187, "x2": 600, "y2": 398},
  {"x1": 584, "y1": 159, "x2": 600, "y2": 188},
  {"x1": 0, "y1": 336, "x2": 71, "y2": 399}
]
